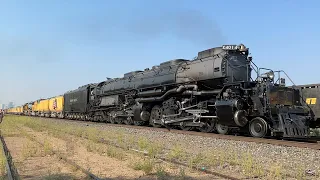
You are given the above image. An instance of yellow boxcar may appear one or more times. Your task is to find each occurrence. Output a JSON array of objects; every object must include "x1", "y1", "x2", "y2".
[
  {"x1": 38, "y1": 99, "x2": 50, "y2": 117},
  {"x1": 49, "y1": 96, "x2": 64, "y2": 112},
  {"x1": 48, "y1": 95, "x2": 64, "y2": 118},
  {"x1": 12, "y1": 107, "x2": 20, "y2": 114},
  {"x1": 31, "y1": 101, "x2": 40, "y2": 116},
  {"x1": 32, "y1": 101, "x2": 39, "y2": 111},
  {"x1": 18, "y1": 106, "x2": 23, "y2": 114}
]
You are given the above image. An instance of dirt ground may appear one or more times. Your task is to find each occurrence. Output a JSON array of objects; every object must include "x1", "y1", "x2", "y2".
[
  {"x1": 4, "y1": 136, "x2": 87, "y2": 180},
  {"x1": 3, "y1": 125, "x2": 226, "y2": 180}
]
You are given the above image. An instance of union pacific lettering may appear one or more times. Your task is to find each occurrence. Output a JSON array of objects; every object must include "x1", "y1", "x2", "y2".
[
  {"x1": 306, "y1": 98, "x2": 317, "y2": 105},
  {"x1": 70, "y1": 98, "x2": 78, "y2": 103}
]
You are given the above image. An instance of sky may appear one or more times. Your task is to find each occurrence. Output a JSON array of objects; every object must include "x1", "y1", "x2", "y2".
[{"x1": 0, "y1": 0, "x2": 319, "y2": 106}]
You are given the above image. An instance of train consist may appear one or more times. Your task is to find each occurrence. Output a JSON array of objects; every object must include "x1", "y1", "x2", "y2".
[{"x1": 5, "y1": 44, "x2": 320, "y2": 138}]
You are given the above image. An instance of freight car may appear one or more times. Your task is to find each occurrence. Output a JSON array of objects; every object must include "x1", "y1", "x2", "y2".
[
  {"x1": 31, "y1": 99, "x2": 44, "y2": 116},
  {"x1": 63, "y1": 84, "x2": 96, "y2": 120},
  {"x1": 292, "y1": 83, "x2": 320, "y2": 128},
  {"x1": 7, "y1": 106, "x2": 23, "y2": 115},
  {"x1": 23, "y1": 102, "x2": 33, "y2": 116},
  {"x1": 48, "y1": 95, "x2": 64, "y2": 118},
  {"x1": 5, "y1": 44, "x2": 316, "y2": 139}
]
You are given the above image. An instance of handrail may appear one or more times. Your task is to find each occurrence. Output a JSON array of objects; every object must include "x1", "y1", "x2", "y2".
[{"x1": 273, "y1": 70, "x2": 296, "y2": 86}]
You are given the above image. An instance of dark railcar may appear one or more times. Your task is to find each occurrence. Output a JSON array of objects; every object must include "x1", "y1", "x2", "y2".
[
  {"x1": 294, "y1": 83, "x2": 320, "y2": 128},
  {"x1": 63, "y1": 84, "x2": 96, "y2": 115}
]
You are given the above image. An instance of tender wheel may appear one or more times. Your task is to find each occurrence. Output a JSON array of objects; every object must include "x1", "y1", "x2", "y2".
[
  {"x1": 215, "y1": 123, "x2": 229, "y2": 135},
  {"x1": 149, "y1": 105, "x2": 163, "y2": 128},
  {"x1": 197, "y1": 120, "x2": 215, "y2": 133},
  {"x1": 249, "y1": 117, "x2": 268, "y2": 138}
]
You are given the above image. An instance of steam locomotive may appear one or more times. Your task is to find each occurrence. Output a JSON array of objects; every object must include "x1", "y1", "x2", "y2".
[
  {"x1": 61, "y1": 44, "x2": 313, "y2": 138},
  {"x1": 7, "y1": 44, "x2": 316, "y2": 138}
]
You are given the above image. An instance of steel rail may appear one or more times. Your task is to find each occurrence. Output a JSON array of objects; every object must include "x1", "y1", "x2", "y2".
[
  {"x1": 0, "y1": 130, "x2": 20, "y2": 180},
  {"x1": 18, "y1": 129, "x2": 102, "y2": 180}
]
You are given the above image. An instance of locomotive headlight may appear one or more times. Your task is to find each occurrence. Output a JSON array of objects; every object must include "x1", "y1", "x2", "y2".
[
  {"x1": 267, "y1": 71, "x2": 274, "y2": 80},
  {"x1": 261, "y1": 71, "x2": 275, "y2": 81}
]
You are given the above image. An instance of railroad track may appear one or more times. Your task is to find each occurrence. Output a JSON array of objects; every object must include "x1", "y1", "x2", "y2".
[
  {"x1": 9, "y1": 115, "x2": 320, "y2": 150},
  {"x1": 0, "y1": 130, "x2": 20, "y2": 180},
  {"x1": 17, "y1": 128, "x2": 102, "y2": 180},
  {"x1": 0, "y1": 127, "x2": 102, "y2": 180},
  {"x1": 55, "y1": 117, "x2": 320, "y2": 150}
]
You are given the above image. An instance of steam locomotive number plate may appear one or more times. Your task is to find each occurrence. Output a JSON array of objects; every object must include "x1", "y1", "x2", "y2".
[{"x1": 222, "y1": 45, "x2": 238, "y2": 50}]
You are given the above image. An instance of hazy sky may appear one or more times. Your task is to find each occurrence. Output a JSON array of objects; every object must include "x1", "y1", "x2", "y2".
[{"x1": 0, "y1": 0, "x2": 319, "y2": 106}]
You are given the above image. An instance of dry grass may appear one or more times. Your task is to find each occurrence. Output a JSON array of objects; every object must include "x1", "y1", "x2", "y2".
[
  {"x1": 155, "y1": 164, "x2": 168, "y2": 179},
  {"x1": 130, "y1": 157, "x2": 155, "y2": 175},
  {"x1": 3, "y1": 115, "x2": 319, "y2": 179},
  {"x1": 106, "y1": 146, "x2": 126, "y2": 160},
  {"x1": 167, "y1": 144, "x2": 186, "y2": 161},
  {"x1": 21, "y1": 141, "x2": 39, "y2": 160},
  {"x1": 43, "y1": 139, "x2": 54, "y2": 156}
]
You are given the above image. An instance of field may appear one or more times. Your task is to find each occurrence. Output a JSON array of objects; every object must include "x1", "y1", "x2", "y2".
[{"x1": 0, "y1": 115, "x2": 319, "y2": 179}]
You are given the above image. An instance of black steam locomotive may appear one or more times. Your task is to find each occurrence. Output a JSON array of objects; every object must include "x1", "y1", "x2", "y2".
[{"x1": 63, "y1": 44, "x2": 314, "y2": 138}]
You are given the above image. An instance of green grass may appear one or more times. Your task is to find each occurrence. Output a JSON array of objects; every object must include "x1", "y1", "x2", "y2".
[
  {"x1": 0, "y1": 145, "x2": 6, "y2": 177},
  {"x1": 167, "y1": 144, "x2": 186, "y2": 161},
  {"x1": 155, "y1": 164, "x2": 168, "y2": 180},
  {"x1": 106, "y1": 146, "x2": 126, "y2": 160},
  {"x1": 131, "y1": 157, "x2": 155, "y2": 175},
  {"x1": 187, "y1": 152, "x2": 205, "y2": 170}
]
